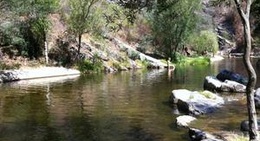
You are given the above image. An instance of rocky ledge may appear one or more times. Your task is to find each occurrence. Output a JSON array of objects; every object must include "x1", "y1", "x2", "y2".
[{"x1": 0, "y1": 67, "x2": 80, "y2": 83}]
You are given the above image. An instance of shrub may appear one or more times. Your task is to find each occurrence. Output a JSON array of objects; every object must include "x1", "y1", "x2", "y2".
[
  {"x1": 0, "y1": 62, "x2": 21, "y2": 70},
  {"x1": 172, "y1": 52, "x2": 187, "y2": 63},
  {"x1": 176, "y1": 56, "x2": 210, "y2": 66},
  {"x1": 0, "y1": 22, "x2": 27, "y2": 56},
  {"x1": 188, "y1": 30, "x2": 219, "y2": 56},
  {"x1": 77, "y1": 54, "x2": 103, "y2": 73},
  {"x1": 127, "y1": 50, "x2": 139, "y2": 60}
]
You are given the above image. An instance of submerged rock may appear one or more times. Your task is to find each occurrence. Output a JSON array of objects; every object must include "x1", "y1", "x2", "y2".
[
  {"x1": 170, "y1": 89, "x2": 224, "y2": 115},
  {"x1": 189, "y1": 128, "x2": 223, "y2": 141},
  {"x1": 240, "y1": 120, "x2": 260, "y2": 132},
  {"x1": 204, "y1": 76, "x2": 246, "y2": 93}
]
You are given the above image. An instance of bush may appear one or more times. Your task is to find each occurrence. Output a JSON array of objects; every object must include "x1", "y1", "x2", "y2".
[
  {"x1": 127, "y1": 50, "x2": 139, "y2": 60},
  {"x1": 77, "y1": 54, "x2": 103, "y2": 73},
  {"x1": 176, "y1": 56, "x2": 210, "y2": 66},
  {"x1": 188, "y1": 30, "x2": 219, "y2": 56},
  {"x1": 172, "y1": 52, "x2": 187, "y2": 63},
  {"x1": 0, "y1": 21, "x2": 27, "y2": 56},
  {"x1": 0, "y1": 62, "x2": 21, "y2": 70}
]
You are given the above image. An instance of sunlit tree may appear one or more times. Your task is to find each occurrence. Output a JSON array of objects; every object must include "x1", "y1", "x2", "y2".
[
  {"x1": 149, "y1": 0, "x2": 201, "y2": 61},
  {"x1": 67, "y1": 0, "x2": 98, "y2": 56},
  {"x1": 4, "y1": 0, "x2": 59, "y2": 63},
  {"x1": 234, "y1": 0, "x2": 259, "y2": 140}
]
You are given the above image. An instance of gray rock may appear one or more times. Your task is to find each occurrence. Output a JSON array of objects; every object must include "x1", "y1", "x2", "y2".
[
  {"x1": 189, "y1": 128, "x2": 223, "y2": 141},
  {"x1": 170, "y1": 89, "x2": 224, "y2": 115},
  {"x1": 0, "y1": 72, "x2": 19, "y2": 82},
  {"x1": 216, "y1": 69, "x2": 248, "y2": 85},
  {"x1": 221, "y1": 80, "x2": 246, "y2": 92},
  {"x1": 203, "y1": 76, "x2": 222, "y2": 92},
  {"x1": 240, "y1": 120, "x2": 260, "y2": 132},
  {"x1": 204, "y1": 76, "x2": 246, "y2": 93}
]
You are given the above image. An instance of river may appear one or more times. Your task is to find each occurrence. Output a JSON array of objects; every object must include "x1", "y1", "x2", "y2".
[{"x1": 0, "y1": 58, "x2": 259, "y2": 141}]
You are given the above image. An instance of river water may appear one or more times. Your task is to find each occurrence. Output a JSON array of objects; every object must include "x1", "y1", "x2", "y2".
[{"x1": 0, "y1": 58, "x2": 259, "y2": 141}]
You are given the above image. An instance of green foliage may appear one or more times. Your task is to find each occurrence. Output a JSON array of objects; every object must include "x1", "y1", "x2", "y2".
[
  {"x1": 0, "y1": 62, "x2": 21, "y2": 70},
  {"x1": 0, "y1": 22, "x2": 26, "y2": 49},
  {"x1": 77, "y1": 54, "x2": 103, "y2": 73},
  {"x1": 68, "y1": 0, "x2": 98, "y2": 35},
  {"x1": 102, "y1": 2, "x2": 128, "y2": 32},
  {"x1": 188, "y1": 30, "x2": 219, "y2": 56},
  {"x1": 149, "y1": 0, "x2": 202, "y2": 61},
  {"x1": 67, "y1": 0, "x2": 100, "y2": 54},
  {"x1": 127, "y1": 50, "x2": 139, "y2": 60},
  {"x1": 175, "y1": 53, "x2": 210, "y2": 66},
  {"x1": 2, "y1": 0, "x2": 59, "y2": 59},
  {"x1": 5, "y1": 0, "x2": 58, "y2": 16},
  {"x1": 172, "y1": 52, "x2": 187, "y2": 63}
]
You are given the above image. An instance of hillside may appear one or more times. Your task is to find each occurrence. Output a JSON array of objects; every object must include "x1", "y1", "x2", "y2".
[{"x1": 0, "y1": 0, "x2": 259, "y2": 71}]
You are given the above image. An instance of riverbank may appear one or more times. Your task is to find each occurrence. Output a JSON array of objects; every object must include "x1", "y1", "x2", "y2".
[{"x1": 0, "y1": 54, "x2": 222, "y2": 83}]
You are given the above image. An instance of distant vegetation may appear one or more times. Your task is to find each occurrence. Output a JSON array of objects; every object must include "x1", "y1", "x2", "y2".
[{"x1": 0, "y1": 0, "x2": 259, "y2": 70}]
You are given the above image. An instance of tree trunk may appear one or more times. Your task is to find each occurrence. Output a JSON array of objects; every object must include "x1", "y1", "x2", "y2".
[
  {"x1": 234, "y1": 0, "x2": 259, "y2": 140},
  {"x1": 44, "y1": 40, "x2": 48, "y2": 65},
  {"x1": 78, "y1": 34, "x2": 82, "y2": 56}
]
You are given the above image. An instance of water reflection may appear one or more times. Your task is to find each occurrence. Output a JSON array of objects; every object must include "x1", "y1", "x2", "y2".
[{"x1": 0, "y1": 58, "x2": 259, "y2": 141}]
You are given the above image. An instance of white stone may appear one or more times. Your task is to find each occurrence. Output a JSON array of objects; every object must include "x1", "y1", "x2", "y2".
[{"x1": 176, "y1": 115, "x2": 197, "y2": 127}]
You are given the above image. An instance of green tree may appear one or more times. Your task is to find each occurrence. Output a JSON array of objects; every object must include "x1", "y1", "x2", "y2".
[
  {"x1": 149, "y1": 0, "x2": 201, "y2": 61},
  {"x1": 234, "y1": 0, "x2": 259, "y2": 140},
  {"x1": 68, "y1": 0, "x2": 98, "y2": 56},
  {"x1": 5, "y1": 0, "x2": 58, "y2": 63}
]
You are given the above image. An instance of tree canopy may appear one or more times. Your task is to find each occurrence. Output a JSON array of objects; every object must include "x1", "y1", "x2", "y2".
[{"x1": 149, "y1": 0, "x2": 201, "y2": 61}]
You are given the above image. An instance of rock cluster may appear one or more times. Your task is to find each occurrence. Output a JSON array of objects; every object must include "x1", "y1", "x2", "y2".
[
  {"x1": 204, "y1": 70, "x2": 247, "y2": 93},
  {"x1": 170, "y1": 69, "x2": 253, "y2": 140}
]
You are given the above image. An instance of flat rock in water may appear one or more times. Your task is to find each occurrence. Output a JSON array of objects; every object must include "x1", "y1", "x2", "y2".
[
  {"x1": 204, "y1": 76, "x2": 246, "y2": 93},
  {"x1": 170, "y1": 89, "x2": 224, "y2": 115}
]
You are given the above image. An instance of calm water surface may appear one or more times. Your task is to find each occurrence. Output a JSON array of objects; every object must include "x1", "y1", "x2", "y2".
[{"x1": 0, "y1": 58, "x2": 260, "y2": 141}]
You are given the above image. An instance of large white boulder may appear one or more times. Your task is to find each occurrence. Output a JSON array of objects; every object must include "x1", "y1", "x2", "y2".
[{"x1": 170, "y1": 89, "x2": 224, "y2": 115}]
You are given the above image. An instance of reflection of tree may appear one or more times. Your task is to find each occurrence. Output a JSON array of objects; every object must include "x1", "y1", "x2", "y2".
[
  {"x1": 0, "y1": 86, "x2": 61, "y2": 140},
  {"x1": 46, "y1": 84, "x2": 51, "y2": 106}
]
